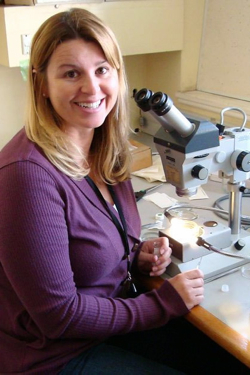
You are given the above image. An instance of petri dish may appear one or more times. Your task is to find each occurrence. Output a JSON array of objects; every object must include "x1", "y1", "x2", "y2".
[{"x1": 168, "y1": 208, "x2": 198, "y2": 221}]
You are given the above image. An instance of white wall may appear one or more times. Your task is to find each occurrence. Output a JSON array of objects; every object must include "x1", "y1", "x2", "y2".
[{"x1": 0, "y1": 65, "x2": 27, "y2": 149}]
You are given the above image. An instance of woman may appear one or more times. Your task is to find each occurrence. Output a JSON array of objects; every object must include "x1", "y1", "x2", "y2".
[{"x1": 0, "y1": 8, "x2": 206, "y2": 374}]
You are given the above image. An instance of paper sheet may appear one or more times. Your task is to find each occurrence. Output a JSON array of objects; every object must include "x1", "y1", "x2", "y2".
[
  {"x1": 143, "y1": 192, "x2": 177, "y2": 208},
  {"x1": 143, "y1": 186, "x2": 208, "y2": 208},
  {"x1": 189, "y1": 187, "x2": 209, "y2": 200}
]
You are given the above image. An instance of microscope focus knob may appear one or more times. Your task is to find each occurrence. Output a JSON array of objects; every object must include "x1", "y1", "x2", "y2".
[
  {"x1": 191, "y1": 165, "x2": 208, "y2": 180},
  {"x1": 236, "y1": 151, "x2": 250, "y2": 172},
  {"x1": 231, "y1": 150, "x2": 250, "y2": 172}
]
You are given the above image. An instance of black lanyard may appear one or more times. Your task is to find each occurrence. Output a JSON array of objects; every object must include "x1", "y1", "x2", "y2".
[{"x1": 85, "y1": 176, "x2": 134, "y2": 288}]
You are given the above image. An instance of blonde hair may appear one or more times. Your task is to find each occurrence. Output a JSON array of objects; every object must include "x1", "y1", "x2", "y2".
[{"x1": 26, "y1": 8, "x2": 131, "y2": 182}]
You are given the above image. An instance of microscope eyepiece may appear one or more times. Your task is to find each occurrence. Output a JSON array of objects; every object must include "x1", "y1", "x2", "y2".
[
  {"x1": 134, "y1": 87, "x2": 195, "y2": 137},
  {"x1": 149, "y1": 92, "x2": 173, "y2": 116},
  {"x1": 134, "y1": 88, "x2": 154, "y2": 112}
]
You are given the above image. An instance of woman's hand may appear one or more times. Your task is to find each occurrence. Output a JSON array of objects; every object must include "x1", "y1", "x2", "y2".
[
  {"x1": 137, "y1": 237, "x2": 172, "y2": 276},
  {"x1": 168, "y1": 269, "x2": 204, "y2": 310}
]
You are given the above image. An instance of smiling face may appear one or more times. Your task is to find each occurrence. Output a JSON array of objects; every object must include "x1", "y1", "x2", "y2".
[{"x1": 44, "y1": 38, "x2": 119, "y2": 139}]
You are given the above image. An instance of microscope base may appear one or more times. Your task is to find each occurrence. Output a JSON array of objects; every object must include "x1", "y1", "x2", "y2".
[
  {"x1": 164, "y1": 233, "x2": 250, "y2": 283},
  {"x1": 159, "y1": 218, "x2": 232, "y2": 263}
]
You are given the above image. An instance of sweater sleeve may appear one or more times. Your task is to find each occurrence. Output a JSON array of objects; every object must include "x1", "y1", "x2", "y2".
[{"x1": 0, "y1": 161, "x2": 189, "y2": 342}]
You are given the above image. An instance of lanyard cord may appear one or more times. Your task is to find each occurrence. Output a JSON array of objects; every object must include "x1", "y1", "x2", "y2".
[{"x1": 85, "y1": 176, "x2": 131, "y2": 278}]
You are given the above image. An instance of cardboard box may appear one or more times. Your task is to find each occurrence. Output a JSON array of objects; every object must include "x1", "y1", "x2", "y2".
[{"x1": 129, "y1": 139, "x2": 152, "y2": 172}]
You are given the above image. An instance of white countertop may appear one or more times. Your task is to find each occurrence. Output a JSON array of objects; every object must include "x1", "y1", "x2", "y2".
[{"x1": 131, "y1": 132, "x2": 250, "y2": 341}]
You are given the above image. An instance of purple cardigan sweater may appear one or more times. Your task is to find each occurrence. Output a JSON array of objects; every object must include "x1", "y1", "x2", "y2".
[{"x1": 0, "y1": 129, "x2": 188, "y2": 374}]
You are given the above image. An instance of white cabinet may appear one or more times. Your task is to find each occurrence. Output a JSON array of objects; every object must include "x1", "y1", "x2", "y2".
[
  {"x1": 4, "y1": 0, "x2": 103, "y2": 5},
  {"x1": 0, "y1": 0, "x2": 184, "y2": 67}
]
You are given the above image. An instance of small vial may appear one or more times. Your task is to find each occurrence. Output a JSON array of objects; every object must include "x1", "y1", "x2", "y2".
[
  {"x1": 155, "y1": 213, "x2": 164, "y2": 222},
  {"x1": 221, "y1": 284, "x2": 229, "y2": 293},
  {"x1": 196, "y1": 257, "x2": 202, "y2": 269},
  {"x1": 153, "y1": 241, "x2": 161, "y2": 257}
]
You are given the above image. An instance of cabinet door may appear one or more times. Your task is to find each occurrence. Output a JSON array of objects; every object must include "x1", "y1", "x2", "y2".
[{"x1": 0, "y1": 0, "x2": 184, "y2": 67}]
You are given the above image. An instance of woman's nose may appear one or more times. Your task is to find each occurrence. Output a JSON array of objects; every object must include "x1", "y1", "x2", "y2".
[{"x1": 80, "y1": 75, "x2": 100, "y2": 94}]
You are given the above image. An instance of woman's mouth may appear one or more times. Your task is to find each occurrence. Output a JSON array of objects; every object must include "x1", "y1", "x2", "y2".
[{"x1": 76, "y1": 100, "x2": 102, "y2": 109}]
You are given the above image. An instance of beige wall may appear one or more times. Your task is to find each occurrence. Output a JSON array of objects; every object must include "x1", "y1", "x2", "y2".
[
  {"x1": 0, "y1": 51, "x2": 182, "y2": 149},
  {"x1": 122, "y1": 0, "x2": 206, "y2": 131},
  {"x1": 0, "y1": 51, "x2": 184, "y2": 149},
  {"x1": 5, "y1": 0, "x2": 239, "y2": 150},
  {"x1": 0, "y1": 65, "x2": 27, "y2": 149},
  {"x1": 1, "y1": 0, "x2": 200, "y2": 149},
  {"x1": 124, "y1": 51, "x2": 182, "y2": 130}
]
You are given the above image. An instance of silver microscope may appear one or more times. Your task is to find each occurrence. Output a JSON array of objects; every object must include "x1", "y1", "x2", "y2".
[{"x1": 134, "y1": 88, "x2": 250, "y2": 281}]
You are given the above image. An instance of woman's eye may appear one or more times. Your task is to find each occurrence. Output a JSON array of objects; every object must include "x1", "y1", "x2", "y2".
[
  {"x1": 66, "y1": 70, "x2": 78, "y2": 78},
  {"x1": 97, "y1": 67, "x2": 108, "y2": 75}
]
